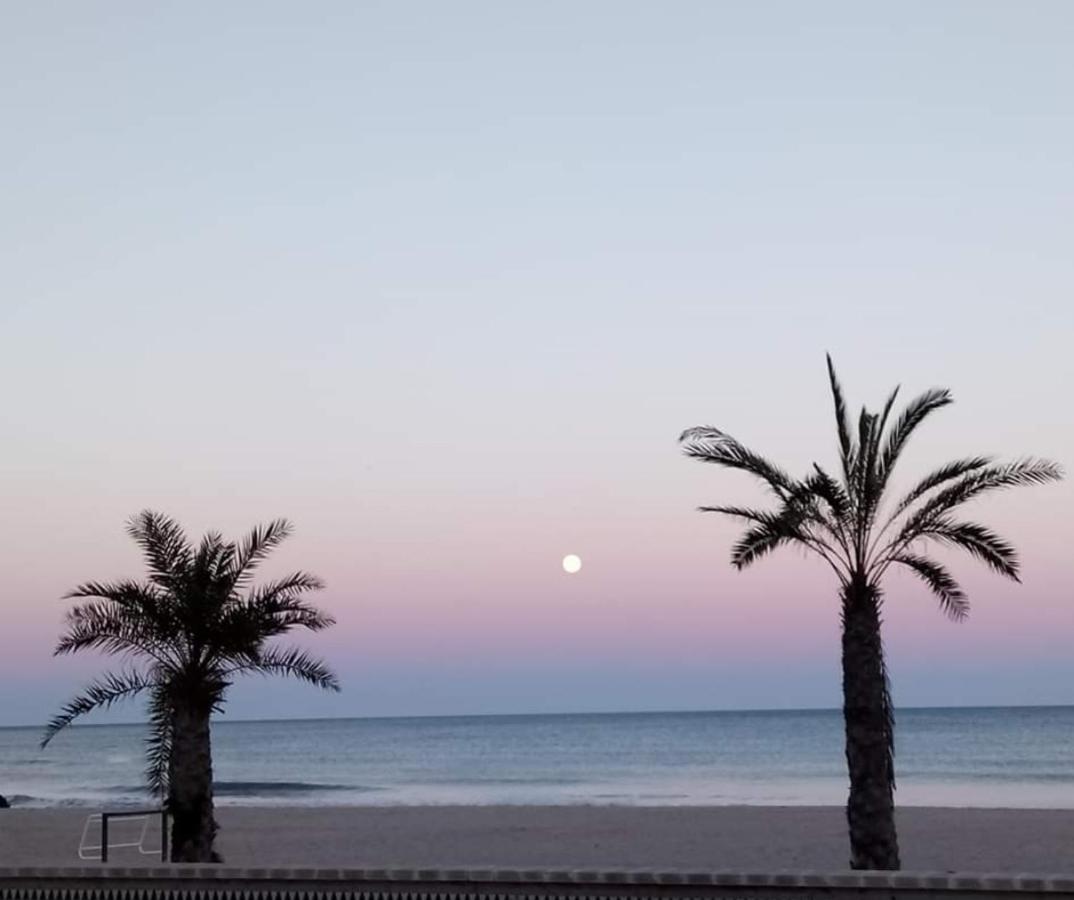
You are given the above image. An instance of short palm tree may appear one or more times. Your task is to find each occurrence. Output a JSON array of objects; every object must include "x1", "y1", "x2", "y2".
[
  {"x1": 680, "y1": 358, "x2": 1061, "y2": 870},
  {"x1": 42, "y1": 511, "x2": 340, "y2": 862}
]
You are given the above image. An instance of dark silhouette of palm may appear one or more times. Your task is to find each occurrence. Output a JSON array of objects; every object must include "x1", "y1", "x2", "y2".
[
  {"x1": 42, "y1": 510, "x2": 339, "y2": 862},
  {"x1": 680, "y1": 357, "x2": 1061, "y2": 870}
]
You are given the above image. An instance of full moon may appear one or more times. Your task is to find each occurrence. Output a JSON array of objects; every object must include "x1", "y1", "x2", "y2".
[{"x1": 562, "y1": 554, "x2": 582, "y2": 574}]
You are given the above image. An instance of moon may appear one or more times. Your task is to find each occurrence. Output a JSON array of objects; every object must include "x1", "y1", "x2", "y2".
[{"x1": 562, "y1": 554, "x2": 582, "y2": 574}]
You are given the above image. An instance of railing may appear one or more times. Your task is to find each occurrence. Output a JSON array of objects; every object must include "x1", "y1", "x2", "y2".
[{"x1": 1, "y1": 867, "x2": 1074, "y2": 900}]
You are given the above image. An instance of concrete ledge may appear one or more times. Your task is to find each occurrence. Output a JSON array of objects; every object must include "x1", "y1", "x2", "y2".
[{"x1": 2, "y1": 866, "x2": 1074, "y2": 893}]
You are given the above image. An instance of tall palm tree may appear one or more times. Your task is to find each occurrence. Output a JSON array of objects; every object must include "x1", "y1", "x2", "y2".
[
  {"x1": 679, "y1": 357, "x2": 1061, "y2": 870},
  {"x1": 42, "y1": 511, "x2": 340, "y2": 863}
]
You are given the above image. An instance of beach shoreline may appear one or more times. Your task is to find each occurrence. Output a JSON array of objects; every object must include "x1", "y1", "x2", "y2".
[{"x1": 3, "y1": 805, "x2": 1073, "y2": 873}]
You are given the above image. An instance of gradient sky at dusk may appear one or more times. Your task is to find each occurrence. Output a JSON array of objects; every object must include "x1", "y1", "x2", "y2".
[{"x1": 2, "y1": 2, "x2": 1072, "y2": 725}]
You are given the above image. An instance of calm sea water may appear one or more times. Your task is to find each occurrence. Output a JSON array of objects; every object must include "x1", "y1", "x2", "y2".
[{"x1": 2, "y1": 708, "x2": 1072, "y2": 809}]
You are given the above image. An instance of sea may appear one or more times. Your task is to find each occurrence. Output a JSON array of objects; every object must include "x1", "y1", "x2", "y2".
[{"x1": 2, "y1": 707, "x2": 1072, "y2": 809}]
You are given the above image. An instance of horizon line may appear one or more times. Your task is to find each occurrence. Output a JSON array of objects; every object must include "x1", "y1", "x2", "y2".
[{"x1": 4, "y1": 702, "x2": 1072, "y2": 731}]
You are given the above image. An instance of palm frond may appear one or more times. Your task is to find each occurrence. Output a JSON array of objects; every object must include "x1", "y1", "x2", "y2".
[
  {"x1": 199, "y1": 573, "x2": 333, "y2": 664},
  {"x1": 854, "y1": 408, "x2": 880, "y2": 515},
  {"x1": 897, "y1": 459, "x2": 1063, "y2": 542},
  {"x1": 126, "y1": 511, "x2": 192, "y2": 591},
  {"x1": 193, "y1": 531, "x2": 227, "y2": 580},
  {"x1": 698, "y1": 505, "x2": 779, "y2": 523},
  {"x1": 892, "y1": 553, "x2": 969, "y2": 621},
  {"x1": 826, "y1": 354, "x2": 855, "y2": 482},
  {"x1": 877, "y1": 387, "x2": 953, "y2": 484},
  {"x1": 731, "y1": 520, "x2": 803, "y2": 569},
  {"x1": 246, "y1": 573, "x2": 331, "y2": 626},
  {"x1": 679, "y1": 427, "x2": 795, "y2": 498},
  {"x1": 806, "y1": 464, "x2": 851, "y2": 524},
  {"x1": 55, "y1": 608, "x2": 167, "y2": 664},
  {"x1": 144, "y1": 684, "x2": 173, "y2": 799},
  {"x1": 860, "y1": 387, "x2": 899, "y2": 515},
  {"x1": 184, "y1": 532, "x2": 231, "y2": 630},
  {"x1": 921, "y1": 519, "x2": 1022, "y2": 580},
  {"x1": 62, "y1": 580, "x2": 181, "y2": 651},
  {"x1": 54, "y1": 591, "x2": 181, "y2": 665},
  {"x1": 799, "y1": 465, "x2": 854, "y2": 566},
  {"x1": 65, "y1": 579, "x2": 159, "y2": 606},
  {"x1": 889, "y1": 456, "x2": 994, "y2": 518},
  {"x1": 230, "y1": 519, "x2": 294, "y2": 586},
  {"x1": 876, "y1": 386, "x2": 901, "y2": 446},
  {"x1": 699, "y1": 477, "x2": 850, "y2": 577},
  {"x1": 224, "y1": 646, "x2": 340, "y2": 692},
  {"x1": 249, "y1": 571, "x2": 326, "y2": 603},
  {"x1": 274, "y1": 605, "x2": 335, "y2": 635},
  {"x1": 42, "y1": 669, "x2": 152, "y2": 748}
]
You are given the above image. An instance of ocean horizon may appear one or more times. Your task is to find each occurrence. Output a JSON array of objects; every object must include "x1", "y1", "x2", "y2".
[{"x1": 3, "y1": 706, "x2": 1073, "y2": 810}]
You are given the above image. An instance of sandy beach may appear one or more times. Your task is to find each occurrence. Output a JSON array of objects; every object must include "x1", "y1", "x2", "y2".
[{"x1": 3, "y1": 805, "x2": 1073, "y2": 873}]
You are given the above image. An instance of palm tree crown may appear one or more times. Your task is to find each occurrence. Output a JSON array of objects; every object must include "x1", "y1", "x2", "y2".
[
  {"x1": 680, "y1": 356, "x2": 1061, "y2": 620},
  {"x1": 42, "y1": 510, "x2": 339, "y2": 796}
]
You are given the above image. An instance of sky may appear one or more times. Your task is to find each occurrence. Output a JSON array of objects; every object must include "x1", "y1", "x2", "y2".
[{"x1": 1, "y1": 2, "x2": 1072, "y2": 726}]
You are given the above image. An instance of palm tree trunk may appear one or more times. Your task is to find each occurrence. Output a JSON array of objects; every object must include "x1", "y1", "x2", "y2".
[
  {"x1": 841, "y1": 578, "x2": 900, "y2": 870},
  {"x1": 167, "y1": 704, "x2": 218, "y2": 862}
]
